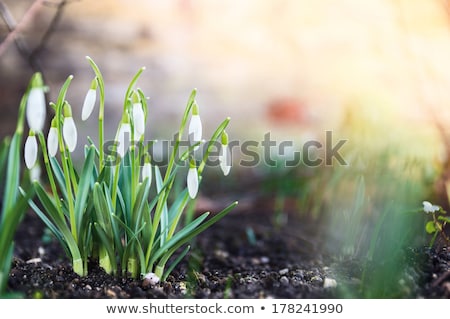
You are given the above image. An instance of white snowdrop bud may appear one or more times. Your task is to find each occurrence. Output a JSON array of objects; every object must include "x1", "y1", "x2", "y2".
[
  {"x1": 63, "y1": 117, "x2": 77, "y2": 153},
  {"x1": 24, "y1": 132, "x2": 38, "y2": 169},
  {"x1": 47, "y1": 119, "x2": 59, "y2": 157},
  {"x1": 188, "y1": 102, "x2": 202, "y2": 150},
  {"x1": 141, "y1": 154, "x2": 152, "y2": 184},
  {"x1": 187, "y1": 159, "x2": 199, "y2": 199},
  {"x1": 26, "y1": 73, "x2": 46, "y2": 132},
  {"x1": 117, "y1": 122, "x2": 131, "y2": 158},
  {"x1": 219, "y1": 131, "x2": 231, "y2": 176},
  {"x1": 132, "y1": 92, "x2": 145, "y2": 139},
  {"x1": 81, "y1": 78, "x2": 98, "y2": 121}
]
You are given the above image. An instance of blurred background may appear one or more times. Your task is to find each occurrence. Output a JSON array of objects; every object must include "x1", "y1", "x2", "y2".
[{"x1": 1, "y1": 0, "x2": 449, "y2": 152}]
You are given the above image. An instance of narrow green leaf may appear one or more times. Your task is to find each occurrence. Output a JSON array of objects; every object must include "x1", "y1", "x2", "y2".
[{"x1": 161, "y1": 245, "x2": 190, "y2": 281}]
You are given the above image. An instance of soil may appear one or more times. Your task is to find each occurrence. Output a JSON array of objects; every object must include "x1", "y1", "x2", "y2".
[{"x1": 6, "y1": 202, "x2": 450, "y2": 299}]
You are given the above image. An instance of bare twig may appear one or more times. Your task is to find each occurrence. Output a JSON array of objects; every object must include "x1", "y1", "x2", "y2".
[
  {"x1": 0, "y1": 0, "x2": 45, "y2": 58},
  {"x1": 0, "y1": 0, "x2": 76, "y2": 73},
  {"x1": 30, "y1": 0, "x2": 74, "y2": 63}
]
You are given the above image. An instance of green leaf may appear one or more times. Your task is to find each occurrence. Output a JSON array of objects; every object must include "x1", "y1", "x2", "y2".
[
  {"x1": 425, "y1": 221, "x2": 437, "y2": 234},
  {"x1": 93, "y1": 222, "x2": 117, "y2": 274},
  {"x1": 161, "y1": 245, "x2": 190, "y2": 281},
  {"x1": 155, "y1": 166, "x2": 169, "y2": 246},
  {"x1": 1, "y1": 132, "x2": 21, "y2": 217},
  {"x1": 74, "y1": 146, "x2": 96, "y2": 233}
]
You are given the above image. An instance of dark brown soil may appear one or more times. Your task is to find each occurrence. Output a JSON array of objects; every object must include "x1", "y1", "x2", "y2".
[{"x1": 6, "y1": 204, "x2": 450, "y2": 299}]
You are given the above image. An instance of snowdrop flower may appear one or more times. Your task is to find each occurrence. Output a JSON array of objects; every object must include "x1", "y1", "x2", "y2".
[
  {"x1": 24, "y1": 131, "x2": 38, "y2": 169},
  {"x1": 47, "y1": 118, "x2": 59, "y2": 158},
  {"x1": 141, "y1": 153, "x2": 152, "y2": 185},
  {"x1": 117, "y1": 119, "x2": 131, "y2": 158},
  {"x1": 187, "y1": 159, "x2": 199, "y2": 199},
  {"x1": 188, "y1": 102, "x2": 202, "y2": 150},
  {"x1": 26, "y1": 73, "x2": 46, "y2": 132},
  {"x1": 132, "y1": 91, "x2": 145, "y2": 139},
  {"x1": 219, "y1": 131, "x2": 231, "y2": 176},
  {"x1": 423, "y1": 201, "x2": 439, "y2": 214},
  {"x1": 81, "y1": 78, "x2": 98, "y2": 121},
  {"x1": 62, "y1": 103, "x2": 77, "y2": 152}
]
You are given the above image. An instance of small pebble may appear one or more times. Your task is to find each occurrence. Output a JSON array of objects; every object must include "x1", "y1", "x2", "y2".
[
  {"x1": 260, "y1": 256, "x2": 270, "y2": 264},
  {"x1": 280, "y1": 276, "x2": 289, "y2": 286},
  {"x1": 142, "y1": 272, "x2": 160, "y2": 287},
  {"x1": 26, "y1": 258, "x2": 42, "y2": 264},
  {"x1": 279, "y1": 268, "x2": 289, "y2": 276},
  {"x1": 323, "y1": 277, "x2": 337, "y2": 288}
]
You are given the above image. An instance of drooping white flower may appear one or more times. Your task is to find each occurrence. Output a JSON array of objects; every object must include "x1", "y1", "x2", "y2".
[
  {"x1": 24, "y1": 132, "x2": 38, "y2": 169},
  {"x1": 219, "y1": 131, "x2": 231, "y2": 176},
  {"x1": 63, "y1": 117, "x2": 77, "y2": 152},
  {"x1": 188, "y1": 102, "x2": 202, "y2": 150},
  {"x1": 187, "y1": 161, "x2": 199, "y2": 199},
  {"x1": 117, "y1": 122, "x2": 131, "y2": 158},
  {"x1": 423, "y1": 201, "x2": 439, "y2": 214},
  {"x1": 47, "y1": 124, "x2": 58, "y2": 158},
  {"x1": 81, "y1": 79, "x2": 97, "y2": 121},
  {"x1": 26, "y1": 87, "x2": 46, "y2": 132},
  {"x1": 141, "y1": 154, "x2": 152, "y2": 185}
]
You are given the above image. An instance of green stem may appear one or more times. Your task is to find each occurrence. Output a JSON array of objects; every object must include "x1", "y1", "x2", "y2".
[
  {"x1": 86, "y1": 58, "x2": 105, "y2": 171},
  {"x1": 37, "y1": 132, "x2": 63, "y2": 219}
]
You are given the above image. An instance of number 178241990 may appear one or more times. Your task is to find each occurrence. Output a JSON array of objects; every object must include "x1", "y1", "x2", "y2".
[{"x1": 272, "y1": 303, "x2": 343, "y2": 314}]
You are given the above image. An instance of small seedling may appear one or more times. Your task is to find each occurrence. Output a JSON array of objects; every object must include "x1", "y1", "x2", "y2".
[{"x1": 422, "y1": 201, "x2": 449, "y2": 247}]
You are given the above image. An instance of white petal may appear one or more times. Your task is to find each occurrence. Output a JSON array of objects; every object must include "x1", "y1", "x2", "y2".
[
  {"x1": 187, "y1": 167, "x2": 199, "y2": 199},
  {"x1": 423, "y1": 201, "x2": 439, "y2": 214},
  {"x1": 132, "y1": 103, "x2": 145, "y2": 137},
  {"x1": 24, "y1": 135, "x2": 38, "y2": 169},
  {"x1": 117, "y1": 123, "x2": 131, "y2": 158},
  {"x1": 63, "y1": 117, "x2": 77, "y2": 152},
  {"x1": 47, "y1": 127, "x2": 59, "y2": 157},
  {"x1": 141, "y1": 162, "x2": 152, "y2": 184},
  {"x1": 188, "y1": 115, "x2": 202, "y2": 148},
  {"x1": 219, "y1": 144, "x2": 231, "y2": 176},
  {"x1": 81, "y1": 89, "x2": 96, "y2": 121},
  {"x1": 26, "y1": 88, "x2": 46, "y2": 132}
]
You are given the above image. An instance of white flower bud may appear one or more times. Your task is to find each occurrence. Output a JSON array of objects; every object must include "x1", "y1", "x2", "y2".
[
  {"x1": 26, "y1": 87, "x2": 46, "y2": 132},
  {"x1": 117, "y1": 123, "x2": 131, "y2": 158},
  {"x1": 63, "y1": 117, "x2": 77, "y2": 152},
  {"x1": 219, "y1": 144, "x2": 231, "y2": 176},
  {"x1": 81, "y1": 88, "x2": 97, "y2": 121},
  {"x1": 132, "y1": 102, "x2": 145, "y2": 138},
  {"x1": 47, "y1": 126, "x2": 59, "y2": 157},
  {"x1": 141, "y1": 161, "x2": 152, "y2": 184},
  {"x1": 188, "y1": 103, "x2": 202, "y2": 150},
  {"x1": 187, "y1": 167, "x2": 199, "y2": 199},
  {"x1": 24, "y1": 134, "x2": 38, "y2": 169}
]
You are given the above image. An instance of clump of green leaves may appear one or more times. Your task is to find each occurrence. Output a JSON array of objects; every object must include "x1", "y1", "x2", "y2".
[
  {"x1": 24, "y1": 57, "x2": 237, "y2": 281},
  {"x1": 0, "y1": 75, "x2": 37, "y2": 296}
]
